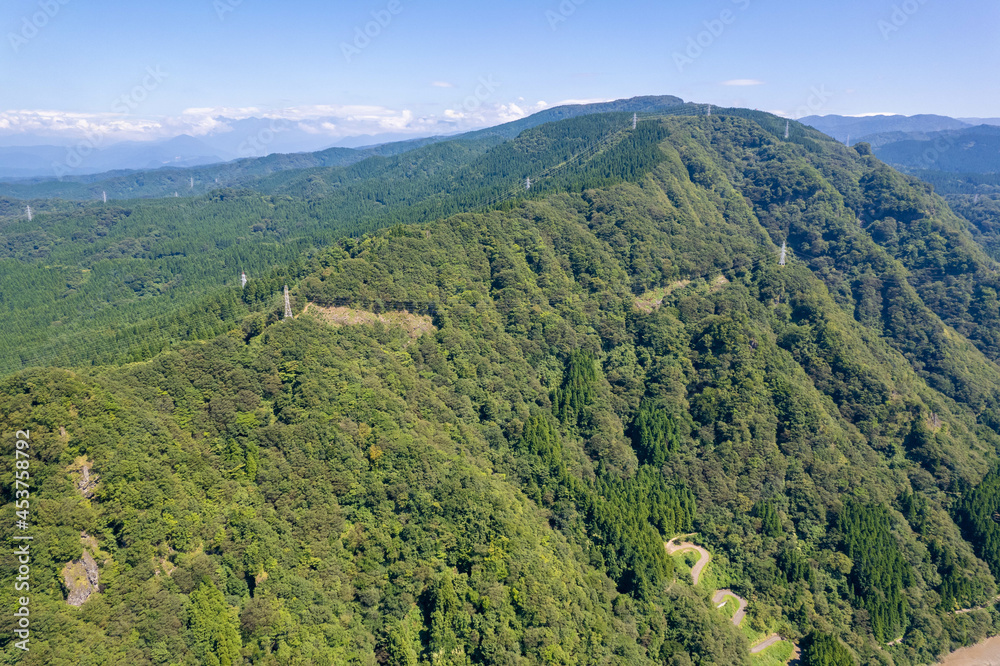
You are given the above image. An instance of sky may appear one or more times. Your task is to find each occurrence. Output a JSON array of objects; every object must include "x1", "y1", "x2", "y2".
[{"x1": 1, "y1": 0, "x2": 998, "y2": 146}]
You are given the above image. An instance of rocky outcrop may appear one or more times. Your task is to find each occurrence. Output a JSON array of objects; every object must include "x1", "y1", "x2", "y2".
[
  {"x1": 68, "y1": 456, "x2": 98, "y2": 498},
  {"x1": 63, "y1": 548, "x2": 99, "y2": 607}
]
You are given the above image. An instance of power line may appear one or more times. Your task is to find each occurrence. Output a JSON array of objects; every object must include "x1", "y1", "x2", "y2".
[{"x1": 474, "y1": 118, "x2": 636, "y2": 212}]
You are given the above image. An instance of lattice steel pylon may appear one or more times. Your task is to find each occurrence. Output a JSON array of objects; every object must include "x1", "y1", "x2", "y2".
[
  {"x1": 25, "y1": 205, "x2": 32, "y2": 221},
  {"x1": 284, "y1": 285, "x2": 293, "y2": 318},
  {"x1": 779, "y1": 241, "x2": 787, "y2": 266}
]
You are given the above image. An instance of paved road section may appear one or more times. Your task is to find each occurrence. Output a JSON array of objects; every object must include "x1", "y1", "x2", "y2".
[
  {"x1": 664, "y1": 538, "x2": 711, "y2": 585},
  {"x1": 712, "y1": 589, "x2": 748, "y2": 627}
]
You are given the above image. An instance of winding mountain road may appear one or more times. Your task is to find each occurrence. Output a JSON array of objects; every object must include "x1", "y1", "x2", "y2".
[
  {"x1": 954, "y1": 595, "x2": 1000, "y2": 615},
  {"x1": 665, "y1": 537, "x2": 795, "y2": 661},
  {"x1": 749, "y1": 634, "x2": 784, "y2": 654},
  {"x1": 664, "y1": 537, "x2": 711, "y2": 586},
  {"x1": 712, "y1": 589, "x2": 748, "y2": 627}
]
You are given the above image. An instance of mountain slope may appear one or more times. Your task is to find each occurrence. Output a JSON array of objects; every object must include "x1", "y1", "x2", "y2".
[
  {"x1": 872, "y1": 125, "x2": 1000, "y2": 173},
  {"x1": 0, "y1": 112, "x2": 669, "y2": 376},
  {"x1": 5, "y1": 112, "x2": 1000, "y2": 665}
]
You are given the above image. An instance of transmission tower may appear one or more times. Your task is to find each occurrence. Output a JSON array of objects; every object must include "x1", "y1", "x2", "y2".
[
  {"x1": 283, "y1": 285, "x2": 292, "y2": 319},
  {"x1": 25, "y1": 205, "x2": 32, "y2": 221},
  {"x1": 707, "y1": 104, "x2": 711, "y2": 117},
  {"x1": 779, "y1": 241, "x2": 787, "y2": 266},
  {"x1": 633, "y1": 113, "x2": 637, "y2": 130},
  {"x1": 241, "y1": 271, "x2": 247, "y2": 288},
  {"x1": 525, "y1": 177, "x2": 531, "y2": 190},
  {"x1": 174, "y1": 192, "x2": 179, "y2": 197},
  {"x1": 102, "y1": 191, "x2": 107, "y2": 203},
  {"x1": 190, "y1": 176, "x2": 194, "y2": 189},
  {"x1": 785, "y1": 120, "x2": 790, "y2": 139}
]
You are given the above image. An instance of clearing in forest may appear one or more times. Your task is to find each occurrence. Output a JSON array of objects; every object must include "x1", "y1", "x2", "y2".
[
  {"x1": 635, "y1": 280, "x2": 691, "y2": 313},
  {"x1": 304, "y1": 303, "x2": 436, "y2": 339}
]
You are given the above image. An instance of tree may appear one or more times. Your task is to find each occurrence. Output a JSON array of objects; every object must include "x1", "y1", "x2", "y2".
[{"x1": 188, "y1": 581, "x2": 243, "y2": 666}]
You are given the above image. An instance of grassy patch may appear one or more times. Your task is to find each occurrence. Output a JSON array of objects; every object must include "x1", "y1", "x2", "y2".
[
  {"x1": 670, "y1": 553, "x2": 695, "y2": 585},
  {"x1": 741, "y1": 621, "x2": 770, "y2": 646},
  {"x1": 305, "y1": 303, "x2": 436, "y2": 340},
  {"x1": 715, "y1": 594, "x2": 740, "y2": 621},
  {"x1": 750, "y1": 639, "x2": 794, "y2": 666},
  {"x1": 634, "y1": 280, "x2": 690, "y2": 312},
  {"x1": 698, "y1": 551, "x2": 734, "y2": 592}
]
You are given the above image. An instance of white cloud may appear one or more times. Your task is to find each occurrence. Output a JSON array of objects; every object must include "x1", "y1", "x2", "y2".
[
  {"x1": 0, "y1": 109, "x2": 168, "y2": 143},
  {"x1": 0, "y1": 97, "x2": 609, "y2": 145},
  {"x1": 552, "y1": 97, "x2": 613, "y2": 106},
  {"x1": 499, "y1": 103, "x2": 526, "y2": 119},
  {"x1": 721, "y1": 79, "x2": 765, "y2": 86}
]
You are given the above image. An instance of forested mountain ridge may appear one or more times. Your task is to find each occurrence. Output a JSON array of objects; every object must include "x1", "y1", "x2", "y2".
[
  {"x1": 3, "y1": 112, "x2": 1000, "y2": 664},
  {"x1": 0, "y1": 110, "x2": 684, "y2": 377},
  {"x1": 0, "y1": 96, "x2": 685, "y2": 202}
]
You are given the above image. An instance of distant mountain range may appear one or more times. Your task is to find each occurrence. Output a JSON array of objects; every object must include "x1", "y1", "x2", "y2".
[
  {"x1": 0, "y1": 97, "x2": 686, "y2": 179},
  {"x1": 798, "y1": 114, "x2": 980, "y2": 142},
  {"x1": 871, "y1": 125, "x2": 1000, "y2": 173},
  {"x1": 0, "y1": 96, "x2": 687, "y2": 199},
  {"x1": 0, "y1": 135, "x2": 226, "y2": 178},
  {"x1": 4, "y1": 104, "x2": 996, "y2": 181},
  {"x1": 0, "y1": 122, "x2": 445, "y2": 179},
  {"x1": 800, "y1": 114, "x2": 1000, "y2": 174}
]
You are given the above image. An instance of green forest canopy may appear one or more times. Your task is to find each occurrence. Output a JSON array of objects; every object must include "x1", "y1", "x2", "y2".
[{"x1": 2, "y1": 110, "x2": 1000, "y2": 664}]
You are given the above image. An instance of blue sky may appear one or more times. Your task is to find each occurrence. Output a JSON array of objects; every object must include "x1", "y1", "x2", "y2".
[{"x1": 1, "y1": 0, "x2": 997, "y2": 144}]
